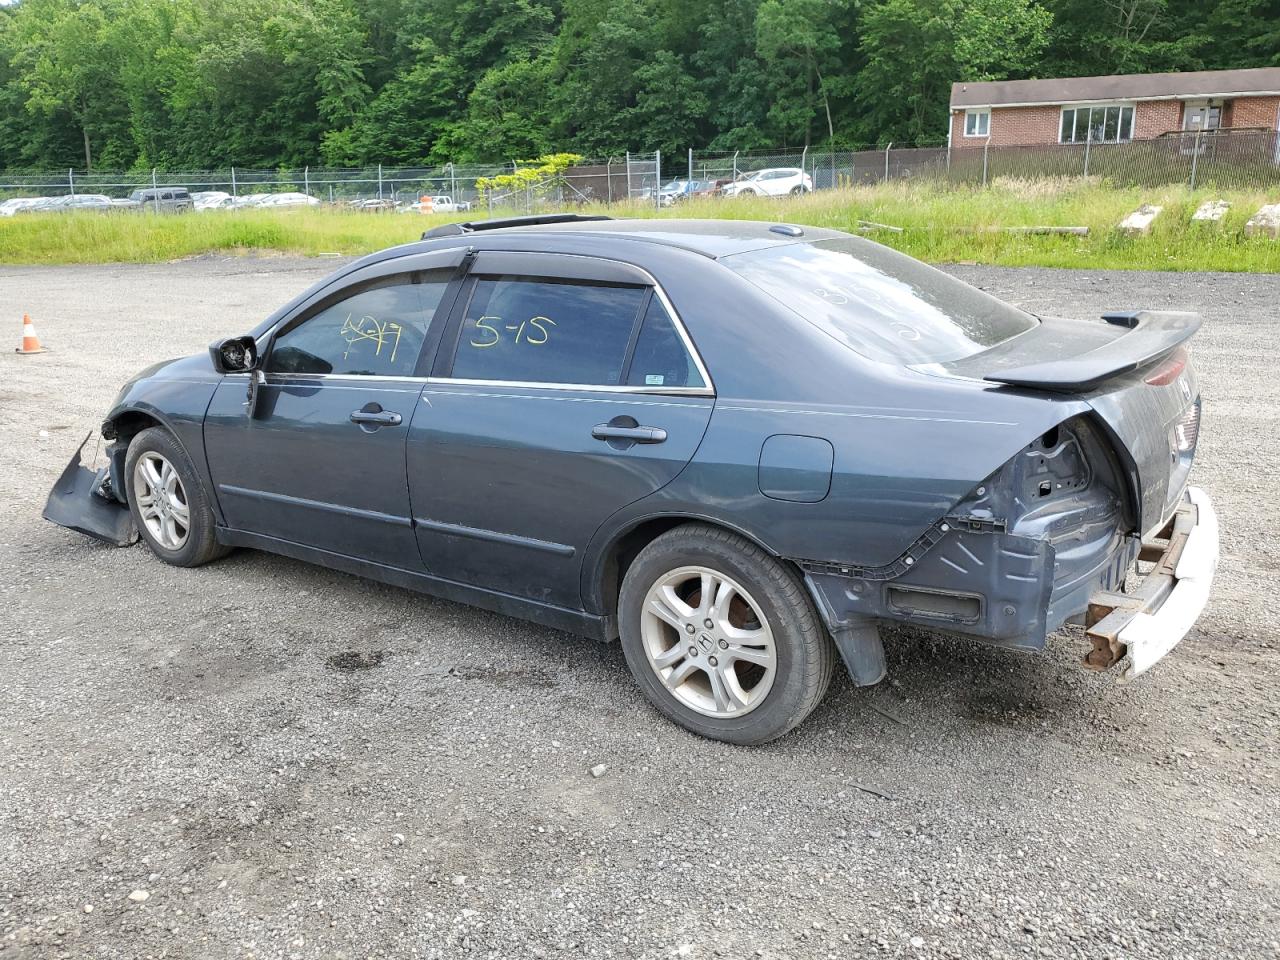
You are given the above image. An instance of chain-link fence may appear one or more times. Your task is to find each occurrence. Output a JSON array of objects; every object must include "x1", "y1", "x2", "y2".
[{"x1": 2, "y1": 130, "x2": 1277, "y2": 210}]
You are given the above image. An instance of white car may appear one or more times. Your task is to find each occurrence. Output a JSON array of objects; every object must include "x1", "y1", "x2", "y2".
[
  {"x1": 257, "y1": 192, "x2": 321, "y2": 208},
  {"x1": 191, "y1": 191, "x2": 232, "y2": 211},
  {"x1": 721, "y1": 168, "x2": 813, "y2": 198},
  {"x1": 0, "y1": 197, "x2": 45, "y2": 216}
]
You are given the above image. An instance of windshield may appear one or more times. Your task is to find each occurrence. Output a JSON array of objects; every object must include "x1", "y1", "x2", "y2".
[{"x1": 721, "y1": 237, "x2": 1038, "y2": 364}]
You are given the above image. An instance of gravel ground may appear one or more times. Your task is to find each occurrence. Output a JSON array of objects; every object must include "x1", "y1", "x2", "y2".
[{"x1": 1, "y1": 257, "x2": 1277, "y2": 960}]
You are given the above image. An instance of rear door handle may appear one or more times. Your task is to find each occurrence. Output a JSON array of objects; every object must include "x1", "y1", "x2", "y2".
[
  {"x1": 350, "y1": 405, "x2": 402, "y2": 427},
  {"x1": 591, "y1": 424, "x2": 667, "y2": 444}
]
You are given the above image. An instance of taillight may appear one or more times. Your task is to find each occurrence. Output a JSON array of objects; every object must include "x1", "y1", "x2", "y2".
[
  {"x1": 1145, "y1": 348, "x2": 1187, "y2": 386},
  {"x1": 1174, "y1": 397, "x2": 1201, "y2": 453}
]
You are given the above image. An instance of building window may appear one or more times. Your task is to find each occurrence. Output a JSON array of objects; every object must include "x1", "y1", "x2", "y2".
[
  {"x1": 964, "y1": 110, "x2": 990, "y2": 137},
  {"x1": 1060, "y1": 104, "x2": 1135, "y2": 143}
]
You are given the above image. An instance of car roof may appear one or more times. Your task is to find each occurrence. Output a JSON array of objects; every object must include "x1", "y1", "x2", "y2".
[{"x1": 450, "y1": 218, "x2": 848, "y2": 259}]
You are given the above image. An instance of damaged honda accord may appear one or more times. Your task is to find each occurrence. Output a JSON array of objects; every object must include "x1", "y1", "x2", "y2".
[{"x1": 44, "y1": 215, "x2": 1218, "y2": 744}]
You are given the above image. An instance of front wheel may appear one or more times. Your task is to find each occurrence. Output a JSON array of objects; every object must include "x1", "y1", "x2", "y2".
[
  {"x1": 126, "y1": 427, "x2": 230, "y2": 567},
  {"x1": 618, "y1": 524, "x2": 835, "y2": 744}
]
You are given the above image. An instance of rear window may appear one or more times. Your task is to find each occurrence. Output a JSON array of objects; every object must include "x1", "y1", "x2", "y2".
[{"x1": 721, "y1": 237, "x2": 1038, "y2": 364}]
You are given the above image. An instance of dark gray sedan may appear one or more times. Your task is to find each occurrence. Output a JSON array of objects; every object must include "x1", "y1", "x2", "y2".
[{"x1": 45, "y1": 216, "x2": 1218, "y2": 743}]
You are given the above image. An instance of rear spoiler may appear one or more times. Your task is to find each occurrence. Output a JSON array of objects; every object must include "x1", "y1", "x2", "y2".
[{"x1": 984, "y1": 310, "x2": 1201, "y2": 392}]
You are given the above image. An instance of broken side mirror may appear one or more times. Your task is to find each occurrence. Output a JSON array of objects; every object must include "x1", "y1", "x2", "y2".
[{"x1": 209, "y1": 335, "x2": 259, "y2": 374}]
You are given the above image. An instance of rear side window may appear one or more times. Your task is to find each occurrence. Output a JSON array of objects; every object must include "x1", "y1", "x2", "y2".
[
  {"x1": 267, "y1": 271, "x2": 450, "y2": 376},
  {"x1": 626, "y1": 298, "x2": 705, "y2": 389},
  {"x1": 722, "y1": 237, "x2": 1038, "y2": 364},
  {"x1": 451, "y1": 277, "x2": 646, "y2": 385}
]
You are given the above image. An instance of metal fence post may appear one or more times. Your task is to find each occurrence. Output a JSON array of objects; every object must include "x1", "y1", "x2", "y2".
[
  {"x1": 231, "y1": 166, "x2": 237, "y2": 197},
  {"x1": 655, "y1": 150, "x2": 661, "y2": 209},
  {"x1": 68, "y1": 168, "x2": 74, "y2": 197},
  {"x1": 1189, "y1": 128, "x2": 1203, "y2": 190},
  {"x1": 449, "y1": 162, "x2": 456, "y2": 201},
  {"x1": 884, "y1": 142, "x2": 892, "y2": 182},
  {"x1": 1083, "y1": 128, "x2": 1092, "y2": 179},
  {"x1": 607, "y1": 158, "x2": 613, "y2": 204},
  {"x1": 732, "y1": 150, "x2": 739, "y2": 183},
  {"x1": 801, "y1": 145, "x2": 808, "y2": 186},
  {"x1": 982, "y1": 139, "x2": 990, "y2": 187},
  {"x1": 688, "y1": 147, "x2": 693, "y2": 183},
  {"x1": 152, "y1": 168, "x2": 159, "y2": 212},
  {"x1": 304, "y1": 165, "x2": 309, "y2": 197},
  {"x1": 625, "y1": 151, "x2": 632, "y2": 200},
  {"x1": 377, "y1": 163, "x2": 383, "y2": 200}
]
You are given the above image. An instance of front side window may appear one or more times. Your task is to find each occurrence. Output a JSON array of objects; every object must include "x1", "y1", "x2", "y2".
[
  {"x1": 267, "y1": 271, "x2": 450, "y2": 376},
  {"x1": 721, "y1": 237, "x2": 1038, "y2": 365},
  {"x1": 1060, "y1": 104, "x2": 1134, "y2": 143},
  {"x1": 964, "y1": 110, "x2": 990, "y2": 137},
  {"x1": 451, "y1": 276, "x2": 646, "y2": 385}
]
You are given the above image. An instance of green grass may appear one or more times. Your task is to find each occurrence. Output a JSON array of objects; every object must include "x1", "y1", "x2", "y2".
[{"x1": 1, "y1": 179, "x2": 1278, "y2": 270}]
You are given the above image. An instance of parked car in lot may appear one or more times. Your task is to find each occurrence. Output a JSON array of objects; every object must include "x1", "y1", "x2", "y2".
[
  {"x1": 256, "y1": 192, "x2": 321, "y2": 208},
  {"x1": 0, "y1": 197, "x2": 45, "y2": 216},
  {"x1": 127, "y1": 188, "x2": 194, "y2": 212},
  {"x1": 191, "y1": 191, "x2": 233, "y2": 211},
  {"x1": 657, "y1": 180, "x2": 697, "y2": 206},
  {"x1": 721, "y1": 168, "x2": 813, "y2": 197},
  {"x1": 45, "y1": 215, "x2": 1216, "y2": 745}
]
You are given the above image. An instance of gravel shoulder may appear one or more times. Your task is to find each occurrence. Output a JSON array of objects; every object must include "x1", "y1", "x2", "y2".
[{"x1": 0, "y1": 257, "x2": 1277, "y2": 959}]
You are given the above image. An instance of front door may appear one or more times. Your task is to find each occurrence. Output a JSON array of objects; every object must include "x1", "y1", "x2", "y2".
[
  {"x1": 406, "y1": 251, "x2": 715, "y2": 611},
  {"x1": 204, "y1": 260, "x2": 458, "y2": 570}
]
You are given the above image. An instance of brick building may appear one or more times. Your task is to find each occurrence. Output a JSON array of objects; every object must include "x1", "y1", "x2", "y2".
[{"x1": 949, "y1": 67, "x2": 1280, "y2": 147}]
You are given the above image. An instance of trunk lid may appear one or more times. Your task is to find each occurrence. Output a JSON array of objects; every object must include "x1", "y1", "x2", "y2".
[{"x1": 942, "y1": 311, "x2": 1203, "y2": 537}]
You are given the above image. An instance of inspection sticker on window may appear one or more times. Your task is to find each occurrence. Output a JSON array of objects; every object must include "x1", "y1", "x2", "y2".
[{"x1": 645, "y1": 374, "x2": 664, "y2": 385}]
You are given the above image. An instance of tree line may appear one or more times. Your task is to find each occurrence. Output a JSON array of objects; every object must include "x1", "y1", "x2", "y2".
[{"x1": 0, "y1": 0, "x2": 1276, "y2": 173}]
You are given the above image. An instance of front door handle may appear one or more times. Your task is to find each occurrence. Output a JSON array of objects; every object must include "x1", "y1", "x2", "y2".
[
  {"x1": 591, "y1": 423, "x2": 667, "y2": 444},
  {"x1": 350, "y1": 403, "x2": 402, "y2": 428}
]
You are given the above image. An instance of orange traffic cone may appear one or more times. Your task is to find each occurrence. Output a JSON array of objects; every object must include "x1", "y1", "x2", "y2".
[{"x1": 15, "y1": 314, "x2": 48, "y2": 355}]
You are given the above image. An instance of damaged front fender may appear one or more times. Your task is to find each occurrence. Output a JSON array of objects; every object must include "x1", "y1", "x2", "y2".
[{"x1": 42, "y1": 434, "x2": 138, "y2": 547}]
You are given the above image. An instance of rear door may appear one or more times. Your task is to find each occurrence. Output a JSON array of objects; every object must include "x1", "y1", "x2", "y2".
[
  {"x1": 406, "y1": 251, "x2": 715, "y2": 609},
  {"x1": 204, "y1": 249, "x2": 465, "y2": 569}
]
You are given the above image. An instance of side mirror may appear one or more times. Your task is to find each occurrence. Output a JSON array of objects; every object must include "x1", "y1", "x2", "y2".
[{"x1": 209, "y1": 335, "x2": 259, "y2": 374}]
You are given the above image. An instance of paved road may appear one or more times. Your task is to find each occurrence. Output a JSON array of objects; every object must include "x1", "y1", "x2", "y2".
[{"x1": 1, "y1": 257, "x2": 1277, "y2": 959}]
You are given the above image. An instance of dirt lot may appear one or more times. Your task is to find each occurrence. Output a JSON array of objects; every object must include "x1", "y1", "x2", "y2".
[{"x1": 1, "y1": 258, "x2": 1277, "y2": 960}]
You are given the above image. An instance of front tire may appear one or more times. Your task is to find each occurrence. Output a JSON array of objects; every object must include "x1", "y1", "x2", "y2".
[
  {"x1": 618, "y1": 524, "x2": 835, "y2": 744},
  {"x1": 126, "y1": 427, "x2": 229, "y2": 567}
]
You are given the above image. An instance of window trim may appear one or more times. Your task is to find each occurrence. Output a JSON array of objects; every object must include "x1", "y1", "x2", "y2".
[
  {"x1": 1058, "y1": 102, "x2": 1136, "y2": 144},
  {"x1": 963, "y1": 109, "x2": 990, "y2": 138},
  {"x1": 431, "y1": 252, "x2": 714, "y2": 397}
]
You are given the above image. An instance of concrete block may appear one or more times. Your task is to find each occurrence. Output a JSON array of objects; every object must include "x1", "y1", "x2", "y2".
[
  {"x1": 1244, "y1": 204, "x2": 1280, "y2": 239},
  {"x1": 1119, "y1": 204, "x2": 1162, "y2": 235},
  {"x1": 1191, "y1": 199, "x2": 1230, "y2": 224}
]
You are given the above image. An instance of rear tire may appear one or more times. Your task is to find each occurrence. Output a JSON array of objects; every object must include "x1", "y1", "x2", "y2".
[
  {"x1": 618, "y1": 524, "x2": 835, "y2": 744},
  {"x1": 126, "y1": 427, "x2": 229, "y2": 568}
]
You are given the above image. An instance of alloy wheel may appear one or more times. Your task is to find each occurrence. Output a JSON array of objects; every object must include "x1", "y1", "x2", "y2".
[
  {"x1": 133, "y1": 452, "x2": 190, "y2": 550},
  {"x1": 639, "y1": 565, "x2": 777, "y2": 718}
]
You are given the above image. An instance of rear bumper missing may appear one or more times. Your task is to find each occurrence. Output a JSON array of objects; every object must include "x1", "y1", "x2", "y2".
[{"x1": 1084, "y1": 486, "x2": 1218, "y2": 679}]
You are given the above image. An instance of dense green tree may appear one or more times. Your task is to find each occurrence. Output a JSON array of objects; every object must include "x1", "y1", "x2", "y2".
[
  {"x1": 0, "y1": 0, "x2": 1275, "y2": 171},
  {"x1": 856, "y1": 0, "x2": 1053, "y2": 143}
]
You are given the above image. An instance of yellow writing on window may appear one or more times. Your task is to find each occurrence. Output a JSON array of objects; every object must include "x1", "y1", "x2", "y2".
[
  {"x1": 469, "y1": 315, "x2": 555, "y2": 349},
  {"x1": 341, "y1": 314, "x2": 403, "y2": 364}
]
